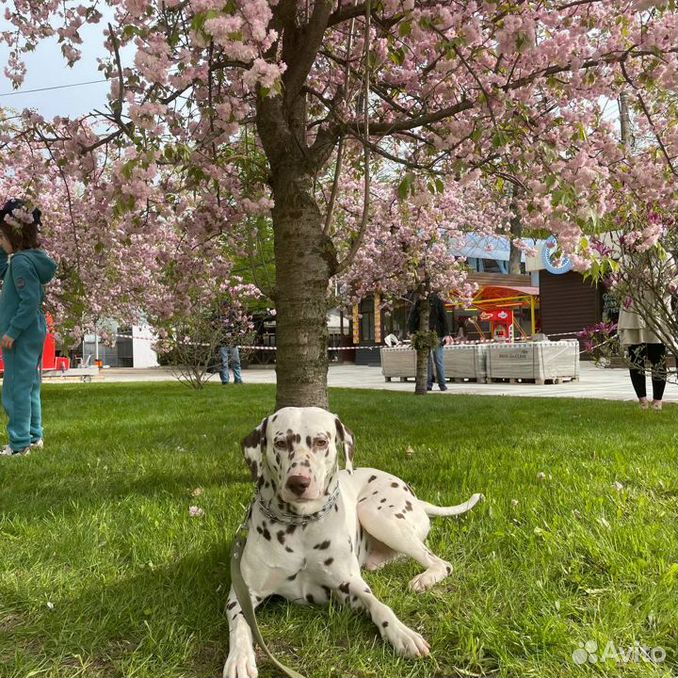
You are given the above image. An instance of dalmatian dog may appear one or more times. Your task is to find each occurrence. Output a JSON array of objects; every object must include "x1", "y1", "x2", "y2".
[{"x1": 223, "y1": 406, "x2": 483, "y2": 678}]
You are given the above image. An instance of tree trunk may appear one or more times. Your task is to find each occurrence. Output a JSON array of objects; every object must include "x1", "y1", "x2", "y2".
[
  {"x1": 414, "y1": 297, "x2": 430, "y2": 395},
  {"x1": 271, "y1": 162, "x2": 335, "y2": 410},
  {"x1": 508, "y1": 184, "x2": 523, "y2": 275}
]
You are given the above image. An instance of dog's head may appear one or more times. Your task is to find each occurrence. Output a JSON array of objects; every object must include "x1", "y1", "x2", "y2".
[{"x1": 242, "y1": 406, "x2": 354, "y2": 508}]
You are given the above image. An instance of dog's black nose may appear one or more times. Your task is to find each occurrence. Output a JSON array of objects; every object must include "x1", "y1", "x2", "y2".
[{"x1": 286, "y1": 475, "x2": 311, "y2": 496}]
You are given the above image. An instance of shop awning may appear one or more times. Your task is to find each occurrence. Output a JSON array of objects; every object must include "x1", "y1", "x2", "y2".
[{"x1": 474, "y1": 285, "x2": 539, "y2": 303}]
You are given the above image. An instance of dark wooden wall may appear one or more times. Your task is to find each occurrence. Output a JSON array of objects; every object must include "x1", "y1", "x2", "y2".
[{"x1": 539, "y1": 271, "x2": 603, "y2": 339}]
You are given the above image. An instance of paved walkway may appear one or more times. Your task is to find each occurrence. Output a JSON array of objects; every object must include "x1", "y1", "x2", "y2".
[{"x1": 61, "y1": 362, "x2": 677, "y2": 402}]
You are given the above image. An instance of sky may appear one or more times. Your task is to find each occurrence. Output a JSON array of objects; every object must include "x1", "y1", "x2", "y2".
[{"x1": 0, "y1": 10, "x2": 118, "y2": 119}]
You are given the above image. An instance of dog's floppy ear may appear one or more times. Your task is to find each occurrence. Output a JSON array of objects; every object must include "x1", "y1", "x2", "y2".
[
  {"x1": 334, "y1": 417, "x2": 355, "y2": 473},
  {"x1": 241, "y1": 416, "x2": 268, "y2": 481}
]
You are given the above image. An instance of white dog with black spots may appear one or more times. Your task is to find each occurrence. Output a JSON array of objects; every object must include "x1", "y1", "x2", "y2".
[{"x1": 223, "y1": 406, "x2": 483, "y2": 678}]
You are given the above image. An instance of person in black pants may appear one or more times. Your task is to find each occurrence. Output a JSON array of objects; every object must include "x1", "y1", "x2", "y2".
[
  {"x1": 626, "y1": 343, "x2": 667, "y2": 408},
  {"x1": 618, "y1": 293, "x2": 667, "y2": 410}
]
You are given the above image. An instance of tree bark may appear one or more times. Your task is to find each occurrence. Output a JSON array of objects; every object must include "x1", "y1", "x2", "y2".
[
  {"x1": 270, "y1": 161, "x2": 336, "y2": 410},
  {"x1": 414, "y1": 296, "x2": 430, "y2": 396},
  {"x1": 508, "y1": 184, "x2": 523, "y2": 275}
]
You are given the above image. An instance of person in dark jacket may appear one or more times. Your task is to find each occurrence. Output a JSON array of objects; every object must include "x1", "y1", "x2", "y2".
[
  {"x1": 219, "y1": 308, "x2": 243, "y2": 385},
  {"x1": 407, "y1": 292, "x2": 451, "y2": 391}
]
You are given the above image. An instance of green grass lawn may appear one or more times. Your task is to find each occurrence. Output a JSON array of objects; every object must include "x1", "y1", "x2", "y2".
[{"x1": 0, "y1": 383, "x2": 676, "y2": 678}]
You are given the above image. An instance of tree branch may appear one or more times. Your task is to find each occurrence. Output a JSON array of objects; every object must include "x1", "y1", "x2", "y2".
[{"x1": 282, "y1": 0, "x2": 334, "y2": 104}]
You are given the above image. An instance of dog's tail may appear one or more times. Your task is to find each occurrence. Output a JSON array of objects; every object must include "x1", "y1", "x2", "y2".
[{"x1": 419, "y1": 492, "x2": 484, "y2": 517}]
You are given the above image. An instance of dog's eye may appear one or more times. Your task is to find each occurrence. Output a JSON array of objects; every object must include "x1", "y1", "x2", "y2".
[
  {"x1": 315, "y1": 439, "x2": 328, "y2": 448},
  {"x1": 274, "y1": 440, "x2": 287, "y2": 450}
]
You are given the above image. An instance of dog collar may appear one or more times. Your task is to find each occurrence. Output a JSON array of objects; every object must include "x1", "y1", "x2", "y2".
[{"x1": 257, "y1": 485, "x2": 340, "y2": 526}]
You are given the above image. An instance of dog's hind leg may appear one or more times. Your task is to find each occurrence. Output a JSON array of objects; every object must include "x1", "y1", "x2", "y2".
[{"x1": 358, "y1": 507, "x2": 452, "y2": 593}]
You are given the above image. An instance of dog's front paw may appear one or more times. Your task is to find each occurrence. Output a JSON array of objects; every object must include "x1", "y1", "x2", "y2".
[
  {"x1": 223, "y1": 648, "x2": 258, "y2": 678},
  {"x1": 383, "y1": 619, "x2": 430, "y2": 658}
]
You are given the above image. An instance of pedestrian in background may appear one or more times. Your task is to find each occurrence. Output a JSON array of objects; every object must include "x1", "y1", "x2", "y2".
[
  {"x1": 618, "y1": 291, "x2": 667, "y2": 410},
  {"x1": 408, "y1": 292, "x2": 451, "y2": 391},
  {"x1": 220, "y1": 308, "x2": 243, "y2": 385}
]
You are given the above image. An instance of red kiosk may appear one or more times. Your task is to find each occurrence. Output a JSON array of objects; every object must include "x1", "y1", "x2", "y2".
[{"x1": 479, "y1": 309, "x2": 514, "y2": 342}]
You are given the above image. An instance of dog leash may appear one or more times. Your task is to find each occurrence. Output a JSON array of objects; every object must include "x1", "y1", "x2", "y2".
[{"x1": 230, "y1": 523, "x2": 305, "y2": 678}]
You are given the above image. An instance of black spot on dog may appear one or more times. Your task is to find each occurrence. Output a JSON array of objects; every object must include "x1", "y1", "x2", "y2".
[
  {"x1": 334, "y1": 503, "x2": 339, "y2": 512},
  {"x1": 306, "y1": 594, "x2": 315, "y2": 604},
  {"x1": 446, "y1": 565, "x2": 452, "y2": 574},
  {"x1": 405, "y1": 500, "x2": 413, "y2": 512},
  {"x1": 286, "y1": 524, "x2": 297, "y2": 534},
  {"x1": 277, "y1": 531, "x2": 286, "y2": 545},
  {"x1": 324, "y1": 557, "x2": 334, "y2": 566},
  {"x1": 242, "y1": 428, "x2": 261, "y2": 449},
  {"x1": 313, "y1": 540, "x2": 331, "y2": 550},
  {"x1": 395, "y1": 513, "x2": 404, "y2": 519},
  {"x1": 368, "y1": 475, "x2": 377, "y2": 483},
  {"x1": 380, "y1": 498, "x2": 387, "y2": 503},
  {"x1": 256, "y1": 526, "x2": 263, "y2": 534},
  {"x1": 339, "y1": 582, "x2": 350, "y2": 594},
  {"x1": 227, "y1": 601, "x2": 237, "y2": 610},
  {"x1": 287, "y1": 572, "x2": 298, "y2": 580},
  {"x1": 262, "y1": 527, "x2": 271, "y2": 541},
  {"x1": 358, "y1": 497, "x2": 367, "y2": 503},
  {"x1": 306, "y1": 435, "x2": 312, "y2": 448},
  {"x1": 322, "y1": 585, "x2": 332, "y2": 599},
  {"x1": 382, "y1": 621, "x2": 389, "y2": 628},
  {"x1": 285, "y1": 546, "x2": 294, "y2": 553},
  {"x1": 372, "y1": 490, "x2": 378, "y2": 495},
  {"x1": 390, "y1": 482, "x2": 399, "y2": 488}
]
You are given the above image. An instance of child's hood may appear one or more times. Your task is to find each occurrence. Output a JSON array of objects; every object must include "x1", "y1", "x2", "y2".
[{"x1": 14, "y1": 250, "x2": 57, "y2": 284}]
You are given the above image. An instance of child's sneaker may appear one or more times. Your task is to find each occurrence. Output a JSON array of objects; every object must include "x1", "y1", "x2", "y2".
[
  {"x1": 1, "y1": 444, "x2": 30, "y2": 456},
  {"x1": 30, "y1": 439, "x2": 44, "y2": 450}
]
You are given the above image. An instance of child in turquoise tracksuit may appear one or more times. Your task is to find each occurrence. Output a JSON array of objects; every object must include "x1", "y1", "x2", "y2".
[{"x1": 0, "y1": 199, "x2": 56, "y2": 456}]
